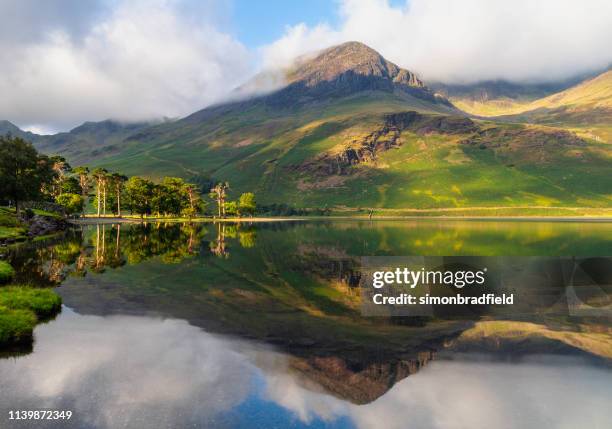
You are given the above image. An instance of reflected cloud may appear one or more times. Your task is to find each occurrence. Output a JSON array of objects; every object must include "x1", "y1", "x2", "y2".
[
  {"x1": 269, "y1": 357, "x2": 612, "y2": 429},
  {"x1": 0, "y1": 309, "x2": 256, "y2": 428},
  {"x1": 1, "y1": 310, "x2": 611, "y2": 429}
]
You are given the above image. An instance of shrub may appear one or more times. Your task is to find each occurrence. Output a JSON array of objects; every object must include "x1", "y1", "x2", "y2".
[
  {"x1": 56, "y1": 193, "x2": 84, "y2": 215},
  {"x1": 0, "y1": 306, "x2": 36, "y2": 345},
  {"x1": 238, "y1": 192, "x2": 256, "y2": 216},
  {"x1": 0, "y1": 261, "x2": 14, "y2": 283},
  {"x1": 0, "y1": 287, "x2": 62, "y2": 319},
  {"x1": 0, "y1": 286, "x2": 62, "y2": 347}
]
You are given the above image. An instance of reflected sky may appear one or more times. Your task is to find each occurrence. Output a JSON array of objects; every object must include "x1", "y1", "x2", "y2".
[{"x1": 1, "y1": 308, "x2": 610, "y2": 429}]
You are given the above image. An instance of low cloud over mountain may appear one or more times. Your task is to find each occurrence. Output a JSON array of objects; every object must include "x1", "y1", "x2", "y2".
[
  {"x1": 1, "y1": 0, "x2": 611, "y2": 132},
  {"x1": 262, "y1": 0, "x2": 612, "y2": 85}
]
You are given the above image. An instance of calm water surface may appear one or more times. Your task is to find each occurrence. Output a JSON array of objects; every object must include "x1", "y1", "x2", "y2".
[{"x1": 1, "y1": 220, "x2": 611, "y2": 428}]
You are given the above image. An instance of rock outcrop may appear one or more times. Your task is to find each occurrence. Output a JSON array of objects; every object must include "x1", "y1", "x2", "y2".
[{"x1": 302, "y1": 111, "x2": 477, "y2": 175}]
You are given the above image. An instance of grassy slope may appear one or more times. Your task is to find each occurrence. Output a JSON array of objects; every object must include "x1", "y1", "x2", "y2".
[
  {"x1": 81, "y1": 89, "x2": 612, "y2": 210},
  {"x1": 454, "y1": 71, "x2": 612, "y2": 143}
]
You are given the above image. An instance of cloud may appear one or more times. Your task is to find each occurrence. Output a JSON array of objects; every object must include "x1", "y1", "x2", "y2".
[
  {"x1": 261, "y1": 0, "x2": 612, "y2": 84},
  {"x1": 0, "y1": 0, "x2": 252, "y2": 132},
  {"x1": 3, "y1": 0, "x2": 612, "y2": 132}
]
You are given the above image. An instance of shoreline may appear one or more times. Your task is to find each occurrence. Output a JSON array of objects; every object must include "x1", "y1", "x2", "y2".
[{"x1": 70, "y1": 215, "x2": 612, "y2": 224}]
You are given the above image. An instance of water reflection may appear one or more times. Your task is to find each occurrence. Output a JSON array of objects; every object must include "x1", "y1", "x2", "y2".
[
  {"x1": 2, "y1": 220, "x2": 612, "y2": 427},
  {"x1": 0, "y1": 309, "x2": 610, "y2": 429}
]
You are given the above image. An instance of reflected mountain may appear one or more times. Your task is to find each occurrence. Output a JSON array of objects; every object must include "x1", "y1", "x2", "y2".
[
  {"x1": 4, "y1": 220, "x2": 612, "y2": 405},
  {"x1": 1, "y1": 309, "x2": 610, "y2": 429}
]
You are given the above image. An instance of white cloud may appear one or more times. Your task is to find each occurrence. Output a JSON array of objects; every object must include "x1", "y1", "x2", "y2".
[
  {"x1": 0, "y1": 0, "x2": 252, "y2": 132},
  {"x1": 3, "y1": 0, "x2": 612, "y2": 132},
  {"x1": 261, "y1": 0, "x2": 612, "y2": 84}
]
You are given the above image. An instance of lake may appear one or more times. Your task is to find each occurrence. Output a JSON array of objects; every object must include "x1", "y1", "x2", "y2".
[{"x1": 1, "y1": 220, "x2": 611, "y2": 428}]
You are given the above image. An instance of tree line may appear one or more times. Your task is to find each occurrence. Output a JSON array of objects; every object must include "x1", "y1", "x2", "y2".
[{"x1": 0, "y1": 135, "x2": 257, "y2": 218}]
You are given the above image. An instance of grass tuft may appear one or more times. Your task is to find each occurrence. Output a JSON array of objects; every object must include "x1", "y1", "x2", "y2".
[
  {"x1": 0, "y1": 287, "x2": 62, "y2": 347},
  {"x1": 0, "y1": 261, "x2": 15, "y2": 283}
]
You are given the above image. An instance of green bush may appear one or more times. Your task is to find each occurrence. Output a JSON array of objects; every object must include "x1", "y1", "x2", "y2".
[
  {"x1": 0, "y1": 261, "x2": 15, "y2": 283},
  {"x1": 56, "y1": 193, "x2": 84, "y2": 215},
  {"x1": 0, "y1": 287, "x2": 62, "y2": 347},
  {"x1": 0, "y1": 287, "x2": 62, "y2": 319},
  {"x1": 0, "y1": 306, "x2": 36, "y2": 344}
]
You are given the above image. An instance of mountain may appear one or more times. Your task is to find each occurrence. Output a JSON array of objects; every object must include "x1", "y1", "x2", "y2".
[
  {"x1": 430, "y1": 79, "x2": 583, "y2": 116},
  {"x1": 497, "y1": 70, "x2": 612, "y2": 133},
  {"x1": 269, "y1": 41, "x2": 450, "y2": 107},
  {"x1": 0, "y1": 120, "x2": 42, "y2": 142},
  {"x1": 0, "y1": 119, "x2": 152, "y2": 165},
  {"x1": 4, "y1": 42, "x2": 612, "y2": 210},
  {"x1": 444, "y1": 69, "x2": 612, "y2": 143}
]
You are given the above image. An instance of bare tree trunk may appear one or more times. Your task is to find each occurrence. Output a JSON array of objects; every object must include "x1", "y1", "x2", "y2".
[
  {"x1": 97, "y1": 180, "x2": 101, "y2": 217},
  {"x1": 95, "y1": 224, "x2": 100, "y2": 266},
  {"x1": 116, "y1": 185, "x2": 121, "y2": 217},
  {"x1": 115, "y1": 224, "x2": 121, "y2": 258},
  {"x1": 102, "y1": 181, "x2": 106, "y2": 216}
]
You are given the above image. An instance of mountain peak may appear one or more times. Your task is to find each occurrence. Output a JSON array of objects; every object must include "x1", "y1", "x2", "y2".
[{"x1": 288, "y1": 41, "x2": 424, "y2": 89}]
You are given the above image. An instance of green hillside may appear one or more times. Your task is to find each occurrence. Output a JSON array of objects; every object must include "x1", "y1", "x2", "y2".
[
  {"x1": 90, "y1": 97, "x2": 612, "y2": 209},
  {"x1": 449, "y1": 70, "x2": 612, "y2": 144},
  {"x1": 5, "y1": 42, "x2": 612, "y2": 210}
]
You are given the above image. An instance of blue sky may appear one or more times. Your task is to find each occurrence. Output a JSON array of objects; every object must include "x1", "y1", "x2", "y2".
[{"x1": 231, "y1": 0, "x2": 341, "y2": 48}]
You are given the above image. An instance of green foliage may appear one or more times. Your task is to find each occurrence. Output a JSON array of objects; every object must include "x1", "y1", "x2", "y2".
[
  {"x1": 0, "y1": 286, "x2": 62, "y2": 346},
  {"x1": 0, "y1": 136, "x2": 57, "y2": 214},
  {"x1": 224, "y1": 201, "x2": 238, "y2": 216},
  {"x1": 56, "y1": 193, "x2": 84, "y2": 215},
  {"x1": 0, "y1": 208, "x2": 27, "y2": 240},
  {"x1": 238, "y1": 192, "x2": 256, "y2": 216},
  {"x1": 0, "y1": 261, "x2": 15, "y2": 283},
  {"x1": 0, "y1": 287, "x2": 62, "y2": 319},
  {"x1": 0, "y1": 307, "x2": 36, "y2": 345},
  {"x1": 61, "y1": 176, "x2": 82, "y2": 195},
  {"x1": 121, "y1": 176, "x2": 205, "y2": 217},
  {"x1": 125, "y1": 176, "x2": 153, "y2": 217}
]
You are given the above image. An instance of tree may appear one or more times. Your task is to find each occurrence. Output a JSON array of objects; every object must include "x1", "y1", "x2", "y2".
[
  {"x1": 72, "y1": 166, "x2": 90, "y2": 217},
  {"x1": 91, "y1": 168, "x2": 108, "y2": 217},
  {"x1": 0, "y1": 136, "x2": 56, "y2": 215},
  {"x1": 210, "y1": 182, "x2": 229, "y2": 217},
  {"x1": 183, "y1": 183, "x2": 203, "y2": 219},
  {"x1": 160, "y1": 177, "x2": 188, "y2": 215},
  {"x1": 49, "y1": 155, "x2": 71, "y2": 198},
  {"x1": 101, "y1": 171, "x2": 109, "y2": 215},
  {"x1": 110, "y1": 173, "x2": 128, "y2": 217},
  {"x1": 125, "y1": 176, "x2": 153, "y2": 218},
  {"x1": 61, "y1": 176, "x2": 81, "y2": 195},
  {"x1": 224, "y1": 201, "x2": 238, "y2": 216},
  {"x1": 56, "y1": 193, "x2": 84, "y2": 215},
  {"x1": 238, "y1": 192, "x2": 256, "y2": 217}
]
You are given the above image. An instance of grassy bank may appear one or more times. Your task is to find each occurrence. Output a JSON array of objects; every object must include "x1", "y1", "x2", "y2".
[
  {"x1": 0, "y1": 208, "x2": 27, "y2": 241},
  {"x1": 0, "y1": 261, "x2": 15, "y2": 283},
  {"x1": 73, "y1": 205, "x2": 612, "y2": 224},
  {"x1": 0, "y1": 286, "x2": 62, "y2": 347},
  {"x1": 0, "y1": 207, "x2": 66, "y2": 243},
  {"x1": 331, "y1": 206, "x2": 612, "y2": 218}
]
